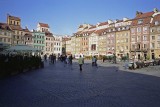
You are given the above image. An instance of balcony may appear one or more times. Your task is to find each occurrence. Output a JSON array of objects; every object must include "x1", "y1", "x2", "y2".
[{"x1": 130, "y1": 48, "x2": 149, "y2": 53}]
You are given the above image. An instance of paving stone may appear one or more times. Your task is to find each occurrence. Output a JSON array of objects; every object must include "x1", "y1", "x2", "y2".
[{"x1": 0, "y1": 60, "x2": 160, "y2": 107}]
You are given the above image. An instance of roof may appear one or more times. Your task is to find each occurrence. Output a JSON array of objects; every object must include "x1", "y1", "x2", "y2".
[
  {"x1": 131, "y1": 11, "x2": 154, "y2": 26},
  {"x1": 95, "y1": 28, "x2": 107, "y2": 35},
  {"x1": 151, "y1": 14, "x2": 160, "y2": 26},
  {"x1": 23, "y1": 27, "x2": 30, "y2": 32},
  {"x1": 45, "y1": 32, "x2": 53, "y2": 37},
  {"x1": 89, "y1": 25, "x2": 96, "y2": 29},
  {"x1": 24, "y1": 33, "x2": 32, "y2": 37},
  {"x1": 39, "y1": 23, "x2": 49, "y2": 28},
  {"x1": 8, "y1": 15, "x2": 21, "y2": 21},
  {"x1": 0, "y1": 23, "x2": 12, "y2": 31},
  {"x1": 9, "y1": 25, "x2": 23, "y2": 31},
  {"x1": 135, "y1": 11, "x2": 154, "y2": 19},
  {"x1": 78, "y1": 25, "x2": 83, "y2": 28},
  {"x1": 98, "y1": 22, "x2": 108, "y2": 26}
]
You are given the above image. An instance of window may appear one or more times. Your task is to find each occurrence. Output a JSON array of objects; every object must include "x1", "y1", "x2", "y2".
[
  {"x1": 126, "y1": 46, "x2": 128, "y2": 49},
  {"x1": 143, "y1": 26, "x2": 148, "y2": 31},
  {"x1": 126, "y1": 39, "x2": 128, "y2": 42},
  {"x1": 91, "y1": 44, "x2": 96, "y2": 50},
  {"x1": 131, "y1": 28, "x2": 135, "y2": 33},
  {"x1": 150, "y1": 29, "x2": 154, "y2": 32},
  {"x1": 0, "y1": 38, "x2": 2, "y2": 42},
  {"x1": 151, "y1": 43, "x2": 155, "y2": 48},
  {"x1": 158, "y1": 35, "x2": 160, "y2": 40},
  {"x1": 144, "y1": 44, "x2": 146, "y2": 49},
  {"x1": 143, "y1": 36, "x2": 147, "y2": 41},
  {"x1": 138, "y1": 19, "x2": 143, "y2": 24},
  {"x1": 137, "y1": 27, "x2": 141, "y2": 32},
  {"x1": 137, "y1": 36, "x2": 141, "y2": 41},
  {"x1": 158, "y1": 42, "x2": 160, "y2": 48},
  {"x1": 132, "y1": 37, "x2": 135, "y2": 42},
  {"x1": 155, "y1": 21, "x2": 159, "y2": 25},
  {"x1": 152, "y1": 36, "x2": 155, "y2": 40},
  {"x1": 8, "y1": 38, "x2": 10, "y2": 42}
]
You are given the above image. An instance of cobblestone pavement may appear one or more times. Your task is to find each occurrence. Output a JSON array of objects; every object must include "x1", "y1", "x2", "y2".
[{"x1": 0, "y1": 60, "x2": 160, "y2": 107}]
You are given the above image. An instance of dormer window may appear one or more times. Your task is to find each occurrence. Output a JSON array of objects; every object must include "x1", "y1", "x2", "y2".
[
  {"x1": 138, "y1": 19, "x2": 143, "y2": 24},
  {"x1": 155, "y1": 21, "x2": 159, "y2": 25}
]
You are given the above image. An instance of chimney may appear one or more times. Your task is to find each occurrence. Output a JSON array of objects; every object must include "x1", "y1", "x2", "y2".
[
  {"x1": 153, "y1": 8, "x2": 159, "y2": 13},
  {"x1": 136, "y1": 11, "x2": 139, "y2": 16}
]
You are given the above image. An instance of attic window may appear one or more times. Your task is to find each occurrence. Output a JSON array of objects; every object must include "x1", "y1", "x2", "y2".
[
  {"x1": 155, "y1": 21, "x2": 159, "y2": 25},
  {"x1": 138, "y1": 19, "x2": 143, "y2": 24}
]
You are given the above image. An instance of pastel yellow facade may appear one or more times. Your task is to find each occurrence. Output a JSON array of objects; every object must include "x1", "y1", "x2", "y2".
[{"x1": 116, "y1": 30, "x2": 130, "y2": 57}]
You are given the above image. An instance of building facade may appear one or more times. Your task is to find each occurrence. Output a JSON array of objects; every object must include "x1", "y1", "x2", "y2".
[
  {"x1": 115, "y1": 18, "x2": 131, "y2": 58},
  {"x1": 53, "y1": 35, "x2": 62, "y2": 56},
  {"x1": 45, "y1": 32, "x2": 54, "y2": 56},
  {"x1": 32, "y1": 30, "x2": 45, "y2": 53},
  {"x1": 0, "y1": 23, "x2": 13, "y2": 46},
  {"x1": 7, "y1": 14, "x2": 24, "y2": 45},
  {"x1": 150, "y1": 9, "x2": 160, "y2": 59},
  {"x1": 130, "y1": 11, "x2": 154, "y2": 60}
]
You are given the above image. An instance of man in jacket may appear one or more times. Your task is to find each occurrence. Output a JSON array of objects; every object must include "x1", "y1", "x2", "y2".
[{"x1": 78, "y1": 55, "x2": 84, "y2": 71}]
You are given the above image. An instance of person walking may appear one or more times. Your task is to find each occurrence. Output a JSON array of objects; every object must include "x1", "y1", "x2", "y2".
[
  {"x1": 69, "y1": 54, "x2": 73, "y2": 65},
  {"x1": 78, "y1": 55, "x2": 84, "y2": 71}
]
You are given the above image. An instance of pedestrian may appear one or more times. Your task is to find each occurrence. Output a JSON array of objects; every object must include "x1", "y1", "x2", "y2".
[
  {"x1": 69, "y1": 54, "x2": 73, "y2": 64},
  {"x1": 78, "y1": 55, "x2": 84, "y2": 71}
]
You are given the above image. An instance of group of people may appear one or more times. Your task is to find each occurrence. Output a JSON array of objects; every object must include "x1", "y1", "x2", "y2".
[
  {"x1": 43, "y1": 54, "x2": 98, "y2": 71},
  {"x1": 43, "y1": 54, "x2": 73, "y2": 65}
]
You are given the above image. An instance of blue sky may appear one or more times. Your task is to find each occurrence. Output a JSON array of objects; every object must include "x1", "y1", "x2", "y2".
[{"x1": 0, "y1": 0, "x2": 159, "y2": 35}]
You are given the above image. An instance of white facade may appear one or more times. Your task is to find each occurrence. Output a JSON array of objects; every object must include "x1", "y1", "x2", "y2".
[
  {"x1": 53, "y1": 35, "x2": 62, "y2": 56},
  {"x1": 37, "y1": 23, "x2": 50, "y2": 32},
  {"x1": 89, "y1": 33, "x2": 99, "y2": 56},
  {"x1": 45, "y1": 35, "x2": 54, "y2": 56},
  {"x1": 66, "y1": 39, "x2": 71, "y2": 54},
  {"x1": 71, "y1": 36, "x2": 76, "y2": 55}
]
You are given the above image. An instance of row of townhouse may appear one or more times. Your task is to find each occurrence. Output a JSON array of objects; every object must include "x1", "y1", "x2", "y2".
[
  {"x1": 65, "y1": 8, "x2": 160, "y2": 60},
  {"x1": 0, "y1": 14, "x2": 62, "y2": 56}
]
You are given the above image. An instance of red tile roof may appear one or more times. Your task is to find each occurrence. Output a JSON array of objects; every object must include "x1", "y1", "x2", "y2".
[
  {"x1": 45, "y1": 32, "x2": 53, "y2": 37},
  {"x1": 151, "y1": 14, "x2": 160, "y2": 26},
  {"x1": 131, "y1": 11, "x2": 154, "y2": 26},
  {"x1": 95, "y1": 28, "x2": 107, "y2": 35},
  {"x1": 98, "y1": 22, "x2": 108, "y2": 26},
  {"x1": 24, "y1": 33, "x2": 32, "y2": 37},
  {"x1": 135, "y1": 11, "x2": 154, "y2": 19},
  {"x1": 9, "y1": 25, "x2": 23, "y2": 31},
  {"x1": 23, "y1": 27, "x2": 30, "y2": 32},
  {"x1": 39, "y1": 23, "x2": 49, "y2": 28},
  {"x1": 89, "y1": 25, "x2": 96, "y2": 29},
  {"x1": 0, "y1": 22, "x2": 12, "y2": 31}
]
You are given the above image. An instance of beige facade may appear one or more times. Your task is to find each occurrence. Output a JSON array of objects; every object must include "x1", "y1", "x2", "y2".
[
  {"x1": 150, "y1": 11, "x2": 160, "y2": 59},
  {"x1": 97, "y1": 29, "x2": 107, "y2": 55},
  {"x1": 45, "y1": 32, "x2": 54, "y2": 56},
  {"x1": 70, "y1": 36, "x2": 76, "y2": 55},
  {"x1": 7, "y1": 15, "x2": 24, "y2": 45},
  {"x1": 66, "y1": 39, "x2": 71, "y2": 55},
  {"x1": 115, "y1": 18, "x2": 131, "y2": 58},
  {"x1": 0, "y1": 23, "x2": 13, "y2": 46}
]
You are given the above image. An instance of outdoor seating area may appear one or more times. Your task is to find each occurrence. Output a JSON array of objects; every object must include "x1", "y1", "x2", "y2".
[
  {"x1": 128, "y1": 59, "x2": 160, "y2": 70},
  {"x1": 0, "y1": 44, "x2": 43, "y2": 78},
  {"x1": 0, "y1": 54, "x2": 43, "y2": 78}
]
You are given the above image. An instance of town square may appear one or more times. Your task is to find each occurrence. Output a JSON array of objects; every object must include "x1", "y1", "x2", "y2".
[{"x1": 0, "y1": 0, "x2": 160, "y2": 107}]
